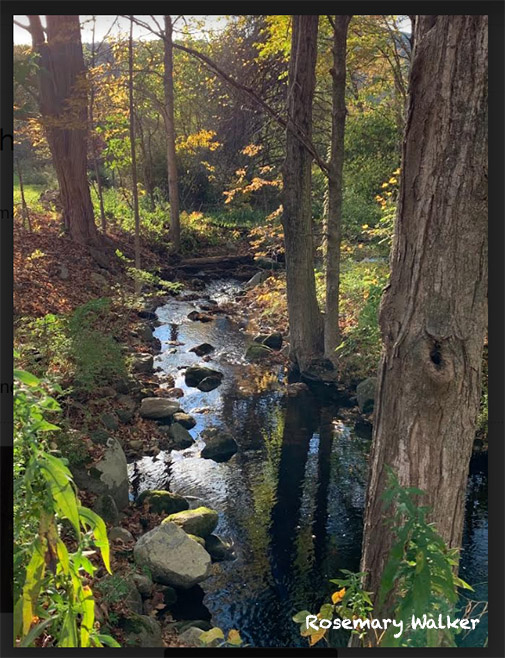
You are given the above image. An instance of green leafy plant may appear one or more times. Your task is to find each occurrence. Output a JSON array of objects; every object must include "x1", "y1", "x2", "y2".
[
  {"x1": 13, "y1": 365, "x2": 119, "y2": 647},
  {"x1": 293, "y1": 467, "x2": 478, "y2": 648},
  {"x1": 377, "y1": 467, "x2": 473, "y2": 647}
]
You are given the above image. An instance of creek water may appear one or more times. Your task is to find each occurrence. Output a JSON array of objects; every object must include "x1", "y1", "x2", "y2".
[{"x1": 128, "y1": 279, "x2": 488, "y2": 648}]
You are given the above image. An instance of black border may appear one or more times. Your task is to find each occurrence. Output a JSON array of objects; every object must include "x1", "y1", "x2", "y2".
[{"x1": 2, "y1": 2, "x2": 504, "y2": 657}]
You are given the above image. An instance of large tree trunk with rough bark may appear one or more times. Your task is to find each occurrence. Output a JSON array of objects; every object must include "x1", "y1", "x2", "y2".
[
  {"x1": 27, "y1": 15, "x2": 99, "y2": 247},
  {"x1": 358, "y1": 14, "x2": 488, "y2": 628},
  {"x1": 281, "y1": 15, "x2": 324, "y2": 375},
  {"x1": 324, "y1": 15, "x2": 351, "y2": 361},
  {"x1": 164, "y1": 15, "x2": 181, "y2": 252}
]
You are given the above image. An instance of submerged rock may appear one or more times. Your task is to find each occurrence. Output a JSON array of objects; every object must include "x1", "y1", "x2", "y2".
[
  {"x1": 139, "y1": 397, "x2": 180, "y2": 419},
  {"x1": 185, "y1": 365, "x2": 223, "y2": 389},
  {"x1": 134, "y1": 522, "x2": 212, "y2": 588},
  {"x1": 200, "y1": 428, "x2": 238, "y2": 463},
  {"x1": 187, "y1": 310, "x2": 213, "y2": 322},
  {"x1": 189, "y1": 343, "x2": 215, "y2": 357},
  {"x1": 137, "y1": 490, "x2": 189, "y2": 515},
  {"x1": 205, "y1": 534, "x2": 235, "y2": 562},
  {"x1": 163, "y1": 506, "x2": 218, "y2": 538}
]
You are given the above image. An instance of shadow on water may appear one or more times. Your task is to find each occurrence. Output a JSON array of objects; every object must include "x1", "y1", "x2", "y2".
[{"x1": 129, "y1": 279, "x2": 488, "y2": 648}]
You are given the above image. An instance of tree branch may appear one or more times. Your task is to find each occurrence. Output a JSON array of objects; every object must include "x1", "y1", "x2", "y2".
[{"x1": 122, "y1": 14, "x2": 329, "y2": 175}]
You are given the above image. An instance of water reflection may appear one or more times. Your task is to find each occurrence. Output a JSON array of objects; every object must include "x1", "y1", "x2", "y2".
[{"x1": 131, "y1": 280, "x2": 487, "y2": 648}]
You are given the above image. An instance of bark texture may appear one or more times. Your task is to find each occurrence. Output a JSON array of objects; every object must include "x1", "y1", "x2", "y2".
[
  {"x1": 164, "y1": 15, "x2": 181, "y2": 252},
  {"x1": 28, "y1": 15, "x2": 99, "y2": 247},
  {"x1": 359, "y1": 15, "x2": 488, "y2": 621},
  {"x1": 324, "y1": 15, "x2": 351, "y2": 361},
  {"x1": 281, "y1": 15, "x2": 324, "y2": 374}
]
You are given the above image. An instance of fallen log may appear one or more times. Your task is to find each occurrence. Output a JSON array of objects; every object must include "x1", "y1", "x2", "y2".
[
  {"x1": 160, "y1": 254, "x2": 254, "y2": 277},
  {"x1": 178, "y1": 254, "x2": 254, "y2": 269}
]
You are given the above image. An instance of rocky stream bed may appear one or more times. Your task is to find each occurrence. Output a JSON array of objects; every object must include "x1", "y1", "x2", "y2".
[{"x1": 72, "y1": 276, "x2": 488, "y2": 648}]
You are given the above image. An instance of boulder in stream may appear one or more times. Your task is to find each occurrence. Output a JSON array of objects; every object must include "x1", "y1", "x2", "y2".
[
  {"x1": 189, "y1": 343, "x2": 215, "y2": 357},
  {"x1": 172, "y1": 412, "x2": 197, "y2": 429},
  {"x1": 200, "y1": 427, "x2": 238, "y2": 462},
  {"x1": 163, "y1": 506, "x2": 218, "y2": 538},
  {"x1": 134, "y1": 522, "x2": 212, "y2": 588},
  {"x1": 168, "y1": 422, "x2": 194, "y2": 449},
  {"x1": 137, "y1": 489, "x2": 189, "y2": 515},
  {"x1": 185, "y1": 365, "x2": 223, "y2": 389},
  {"x1": 198, "y1": 375, "x2": 222, "y2": 392},
  {"x1": 139, "y1": 397, "x2": 180, "y2": 419}
]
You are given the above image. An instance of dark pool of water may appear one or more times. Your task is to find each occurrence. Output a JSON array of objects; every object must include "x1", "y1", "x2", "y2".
[{"x1": 128, "y1": 279, "x2": 488, "y2": 648}]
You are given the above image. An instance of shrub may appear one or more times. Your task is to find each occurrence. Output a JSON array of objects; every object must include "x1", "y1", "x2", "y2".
[{"x1": 13, "y1": 365, "x2": 119, "y2": 648}]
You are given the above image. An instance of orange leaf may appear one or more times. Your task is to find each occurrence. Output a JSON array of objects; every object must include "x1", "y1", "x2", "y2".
[
  {"x1": 309, "y1": 629, "x2": 326, "y2": 646},
  {"x1": 331, "y1": 588, "x2": 346, "y2": 604}
]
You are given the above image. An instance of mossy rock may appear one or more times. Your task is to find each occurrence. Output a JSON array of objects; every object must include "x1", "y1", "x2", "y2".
[
  {"x1": 187, "y1": 533, "x2": 206, "y2": 547},
  {"x1": 121, "y1": 613, "x2": 163, "y2": 647},
  {"x1": 137, "y1": 490, "x2": 189, "y2": 515},
  {"x1": 245, "y1": 343, "x2": 272, "y2": 362},
  {"x1": 162, "y1": 506, "x2": 218, "y2": 538}
]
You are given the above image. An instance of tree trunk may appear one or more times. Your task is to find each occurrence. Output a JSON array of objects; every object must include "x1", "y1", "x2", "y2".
[
  {"x1": 128, "y1": 17, "x2": 141, "y2": 282},
  {"x1": 164, "y1": 15, "x2": 181, "y2": 252},
  {"x1": 27, "y1": 15, "x2": 99, "y2": 247},
  {"x1": 136, "y1": 114, "x2": 155, "y2": 212},
  {"x1": 358, "y1": 14, "x2": 488, "y2": 626},
  {"x1": 90, "y1": 16, "x2": 106, "y2": 233},
  {"x1": 281, "y1": 15, "x2": 324, "y2": 375},
  {"x1": 16, "y1": 159, "x2": 32, "y2": 232},
  {"x1": 324, "y1": 15, "x2": 351, "y2": 362}
]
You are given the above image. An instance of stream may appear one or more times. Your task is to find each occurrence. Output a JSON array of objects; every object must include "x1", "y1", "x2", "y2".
[{"x1": 128, "y1": 279, "x2": 488, "y2": 648}]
